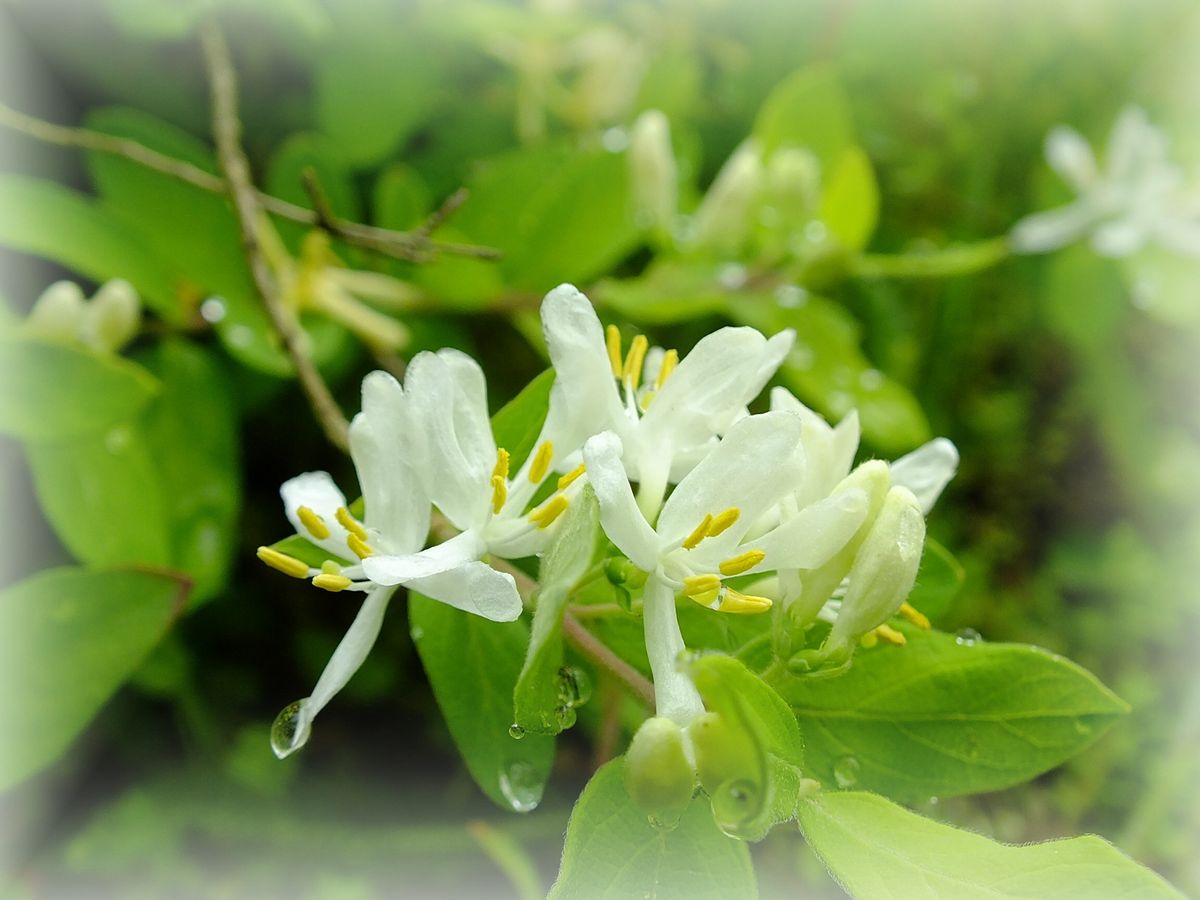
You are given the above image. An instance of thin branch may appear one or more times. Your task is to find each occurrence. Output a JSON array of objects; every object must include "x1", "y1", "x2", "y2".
[
  {"x1": 200, "y1": 22, "x2": 351, "y2": 453},
  {"x1": 416, "y1": 187, "x2": 470, "y2": 239},
  {"x1": 563, "y1": 613, "x2": 654, "y2": 709}
]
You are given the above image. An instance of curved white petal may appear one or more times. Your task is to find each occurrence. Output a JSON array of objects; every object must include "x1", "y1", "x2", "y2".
[
  {"x1": 362, "y1": 530, "x2": 487, "y2": 585},
  {"x1": 1154, "y1": 216, "x2": 1200, "y2": 257},
  {"x1": 1106, "y1": 106, "x2": 1153, "y2": 184},
  {"x1": 1046, "y1": 126, "x2": 1098, "y2": 194},
  {"x1": 281, "y1": 471, "x2": 356, "y2": 560},
  {"x1": 750, "y1": 488, "x2": 870, "y2": 571},
  {"x1": 642, "y1": 576, "x2": 704, "y2": 725},
  {"x1": 581, "y1": 431, "x2": 660, "y2": 571},
  {"x1": 890, "y1": 437, "x2": 959, "y2": 514},
  {"x1": 348, "y1": 413, "x2": 429, "y2": 555},
  {"x1": 1091, "y1": 217, "x2": 1149, "y2": 257},
  {"x1": 406, "y1": 561, "x2": 522, "y2": 622},
  {"x1": 1010, "y1": 203, "x2": 1096, "y2": 254}
]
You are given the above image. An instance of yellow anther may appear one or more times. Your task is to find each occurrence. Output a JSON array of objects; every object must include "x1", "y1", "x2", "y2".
[
  {"x1": 605, "y1": 324, "x2": 623, "y2": 377},
  {"x1": 257, "y1": 546, "x2": 311, "y2": 579},
  {"x1": 706, "y1": 507, "x2": 740, "y2": 538},
  {"x1": 682, "y1": 513, "x2": 714, "y2": 550},
  {"x1": 313, "y1": 573, "x2": 353, "y2": 592},
  {"x1": 874, "y1": 624, "x2": 907, "y2": 646},
  {"x1": 492, "y1": 447, "x2": 510, "y2": 480},
  {"x1": 656, "y1": 348, "x2": 679, "y2": 389},
  {"x1": 491, "y1": 475, "x2": 508, "y2": 515},
  {"x1": 715, "y1": 587, "x2": 773, "y2": 615},
  {"x1": 682, "y1": 574, "x2": 721, "y2": 597},
  {"x1": 859, "y1": 631, "x2": 880, "y2": 649},
  {"x1": 638, "y1": 389, "x2": 657, "y2": 411},
  {"x1": 719, "y1": 549, "x2": 766, "y2": 577},
  {"x1": 529, "y1": 494, "x2": 569, "y2": 528},
  {"x1": 622, "y1": 334, "x2": 649, "y2": 391},
  {"x1": 320, "y1": 560, "x2": 342, "y2": 575},
  {"x1": 347, "y1": 533, "x2": 375, "y2": 559},
  {"x1": 297, "y1": 505, "x2": 330, "y2": 540},
  {"x1": 336, "y1": 507, "x2": 368, "y2": 541},
  {"x1": 557, "y1": 463, "x2": 586, "y2": 491},
  {"x1": 898, "y1": 602, "x2": 930, "y2": 630},
  {"x1": 529, "y1": 441, "x2": 554, "y2": 484}
]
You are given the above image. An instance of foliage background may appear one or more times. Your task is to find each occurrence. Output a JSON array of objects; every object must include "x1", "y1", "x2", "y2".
[{"x1": 1, "y1": 0, "x2": 1198, "y2": 897}]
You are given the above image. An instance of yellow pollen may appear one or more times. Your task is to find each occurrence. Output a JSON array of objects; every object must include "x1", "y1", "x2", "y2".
[
  {"x1": 336, "y1": 507, "x2": 368, "y2": 541},
  {"x1": 320, "y1": 560, "x2": 342, "y2": 575},
  {"x1": 638, "y1": 389, "x2": 657, "y2": 411},
  {"x1": 347, "y1": 533, "x2": 375, "y2": 559},
  {"x1": 313, "y1": 573, "x2": 353, "y2": 592},
  {"x1": 297, "y1": 505, "x2": 330, "y2": 540},
  {"x1": 491, "y1": 475, "x2": 508, "y2": 515},
  {"x1": 623, "y1": 334, "x2": 649, "y2": 390},
  {"x1": 492, "y1": 447, "x2": 510, "y2": 480},
  {"x1": 557, "y1": 464, "x2": 586, "y2": 491},
  {"x1": 256, "y1": 546, "x2": 311, "y2": 579},
  {"x1": 874, "y1": 624, "x2": 907, "y2": 646},
  {"x1": 860, "y1": 631, "x2": 879, "y2": 649},
  {"x1": 605, "y1": 324, "x2": 623, "y2": 377},
  {"x1": 529, "y1": 441, "x2": 554, "y2": 484},
  {"x1": 706, "y1": 507, "x2": 741, "y2": 538},
  {"x1": 715, "y1": 587, "x2": 773, "y2": 615},
  {"x1": 529, "y1": 494, "x2": 569, "y2": 528},
  {"x1": 898, "y1": 602, "x2": 930, "y2": 630},
  {"x1": 719, "y1": 550, "x2": 766, "y2": 577},
  {"x1": 656, "y1": 348, "x2": 679, "y2": 389},
  {"x1": 682, "y1": 513, "x2": 714, "y2": 550},
  {"x1": 682, "y1": 574, "x2": 721, "y2": 597}
]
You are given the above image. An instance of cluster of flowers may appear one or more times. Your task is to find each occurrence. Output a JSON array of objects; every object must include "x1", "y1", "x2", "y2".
[{"x1": 258, "y1": 285, "x2": 957, "y2": 758}]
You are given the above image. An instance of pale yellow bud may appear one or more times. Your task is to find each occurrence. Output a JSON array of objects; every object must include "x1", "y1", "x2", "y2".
[
  {"x1": 82, "y1": 279, "x2": 142, "y2": 352},
  {"x1": 624, "y1": 716, "x2": 696, "y2": 824},
  {"x1": 629, "y1": 109, "x2": 678, "y2": 233},
  {"x1": 25, "y1": 281, "x2": 85, "y2": 342},
  {"x1": 690, "y1": 140, "x2": 764, "y2": 255}
]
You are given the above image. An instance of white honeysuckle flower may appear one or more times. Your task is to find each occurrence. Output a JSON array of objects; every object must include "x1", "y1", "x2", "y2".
[
  {"x1": 362, "y1": 348, "x2": 588, "y2": 588},
  {"x1": 537, "y1": 284, "x2": 794, "y2": 518},
  {"x1": 583, "y1": 411, "x2": 870, "y2": 724},
  {"x1": 1012, "y1": 106, "x2": 1200, "y2": 258},
  {"x1": 629, "y1": 109, "x2": 678, "y2": 234}
]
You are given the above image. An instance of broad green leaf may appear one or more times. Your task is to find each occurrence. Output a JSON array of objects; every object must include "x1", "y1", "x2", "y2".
[
  {"x1": 798, "y1": 791, "x2": 1182, "y2": 899},
  {"x1": 26, "y1": 423, "x2": 172, "y2": 568},
  {"x1": 753, "y1": 65, "x2": 855, "y2": 168},
  {"x1": 594, "y1": 261, "x2": 733, "y2": 324},
  {"x1": 408, "y1": 594, "x2": 554, "y2": 813},
  {"x1": 819, "y1": 146, "x2": 879, "y2": 252},
  {"x1": 264, "y1": 131, "x2": 361, "y2": 249},
  {"x1": 0, "y1": 174, "x2": 179, "y2": 315},
  {"x1": 0, "y1": 335, "x2": 159, "y2": 441},
  {"x1": 549, "y1": 759, "x2": 757, "y2": 900},
  {"x1": 491, "y1": 368, "x2": 555, "y2": 471},
  {"x1": 906, "y1": 537, "x2": 965, "y2": 623},
  {"x1": 777, "y1": 625, "x2": 1129, "y2": 802},
  {"x1": 0, "y1": 566, "x2": 188, "y2": 790},
  {"x1": 373, "y1": 163, "x2": 432, "y2": 231},
  {"x1": 513, "y1": 486, "x2": 601, "y2": 735}
]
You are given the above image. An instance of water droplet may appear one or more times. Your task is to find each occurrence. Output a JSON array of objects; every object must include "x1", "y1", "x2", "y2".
[
  {"x1": 498, "y1": 760, "x2": 543, "y2": 813},
  {"x1": 804, "y1": 220, "x2": 829, "y2": 243},
  {"x1": 409, "y1": 625, "x2": 424, "y2": 642},
  {"x1": 270, "y1": 700, "x2": 312, "y2": 759},
  {"x1": 717, "y1": 263, "x2": 747, "y2": 290},
  {"x1": 858, "y1": 368, "x2": 884, "y2": 390},
  {"x1": 927, "y1": 796, "x2": 940, "y2": 806},
  {"x1": 833, "y1": 755, "x2": 860, "y2": 788},
  {"x1": 104, "y1": 426, "x2": 132, "y2": 454},
  {"x1": 774, "y1": 284, "x2": 808, "y2": 309},
  {"x1": 199, "y1": 297, "x2": 227, "y2": 323},
  {"x1": 556, "y1": 666, "x2": 592, "y2": 708},
  {"x1": 228, "y1": 325, "x2": 254, "y2": 347},
  {"x1": 955, "y1": 628, "x2": 982, "y2": 646},
  {"x1": 508, "y1": 723, "x2": 525, "y2": 740},
  {"x1": 554, "y1": 705, "x2": 578, "y2": 729},
  {"x1": 601, "y1": 127, "x2": 629, "y2": 153}
]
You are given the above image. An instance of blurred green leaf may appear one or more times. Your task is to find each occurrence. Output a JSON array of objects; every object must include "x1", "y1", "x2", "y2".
[
  {"x1": 491, "y1": 368, "x2": 555, "y2": 471},
  {"x1": 373, "y1": 163, "x2": 433, "y2": 231},
  {"x1": 0, "y1": 566, "x2": 187, "y2": 790},
  {"x1": 799, "y1": 791, "x2": 1183, "y2": 899},
  {"x1": 595, "y1": 261, "x2": 732, "y2": 324},
  {"x1": 0, "y1": 335, "x2": 159, "y2": 441},
  {"x1": 264, "y1": 131, "x2": 361, "y2": 249},
  {"x1": 777, "y1": 625, "x2": 1129, "y2": 802},
  {"x1": 753, "y1": 65, "x2": 855, "y2": 167},
  {"x1": 408, "y1": 594, "x2": 555, "y2": 813},
  {"x1": 906, "y1": 538, "x2": 965, "y2": 623},
  {"x1": 548, "y1": 758, "x2": 757, "y2": 900},
  {"x1": 819, "y1": 146, "x2": 879, "y2": 252}
]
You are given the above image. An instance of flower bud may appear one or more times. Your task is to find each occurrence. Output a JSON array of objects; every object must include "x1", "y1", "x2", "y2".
[
  {"x1": 690, "y1": 140, "x2": 764, "y2": 255},
  {"x1": 624, "y1": 716, "x2": 695, "y2": 826},
  {"x1": 25, "y1": 281, "x2": 86, "y2": 343},
  {"x1": 765, "y1": 146, "x2": 821, "y2": 217},
  {"x1": 629, "y1": 109, "x2": 678, "y2": 234},
  {"x1": 82, "y1": 279, "x2": 142, "y2": 352}
]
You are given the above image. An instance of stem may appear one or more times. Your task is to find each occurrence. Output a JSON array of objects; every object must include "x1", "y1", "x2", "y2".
[
  {"x1": 849, "y1": 236, "x2": 1010, "y2": 279},
  {"x1": 200, "y1": 22, "x2": 351, "y2": 453},
  {"x1": 563, "y1": 613, "x2": 655, "y2": 708}
]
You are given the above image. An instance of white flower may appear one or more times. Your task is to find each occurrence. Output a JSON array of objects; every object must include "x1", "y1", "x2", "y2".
[
  {"x1": 537, "y1": 284, "x2": 794, "y2": 518},
  {"x1": 23, "y1": 280, "x2": 141, "y2": 353},
  {"x1": 1012, "y1": 106, "x2": 1200, "y2": 258},
  {"x1": 582, "y1": 411, "x2": 869, "y2": 724}
]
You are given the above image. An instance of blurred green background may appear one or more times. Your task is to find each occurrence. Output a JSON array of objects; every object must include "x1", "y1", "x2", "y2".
[{"x1": 1, "y1": 0, "x2": 1198, "y2": 897}]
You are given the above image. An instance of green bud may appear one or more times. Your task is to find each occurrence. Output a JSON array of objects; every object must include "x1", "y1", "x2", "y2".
[
  {"x1": 629, "y1": 109, "x2": 678, "y2": 235},
  {"x1": 624, "y1": 716, "x2": 696, "y2": 827},
  {"x1": 604, "y1": 555, "x2": 647, "y2": 590},
  {"x1": 82, "y1": 279, "x2": 142, "y2": 352},
  {"x1": 690, "y1": 140, "x2": 764, "y2": 255},
  {"x1": 765, "y1": 146, "x2": 821, "y2": 216},
  {"x1": 24, "y1": 281, "x2": 85, "y2": 343}
]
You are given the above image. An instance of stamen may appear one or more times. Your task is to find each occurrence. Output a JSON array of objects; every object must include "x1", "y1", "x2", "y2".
[
  {"x1": 313, "y1": 573, "x2": 353, "y2": 592},
  {"x1": 682, "y1": 513, "x2": 714, "y2": 550},
  {"x1": 529, "y1": 494, "x2": 569, "y2": 528},
  {"x1": 257, "y1": 546, "x2": 311, "y2": 579},
  {"x1": 656, "y1": 348, "x2": 678, "y2": 389},
  {"x1": 706, "y1": 507, "x2": 740, "y2": 538},
  {"x1": 638, "y1": 389, "x2": 656, "y2": 411},
  {"x1": 297, "y1": 505, "x2": 330, "y2": 540},
  {"x1": 492, "y1": 447, "x2": 511, "y2": 480},
  {"x1": 714, "y1": 587, "x2": 773, "y2": 615},
  {"x1": 682, "y1": 574, "x2": 721, "y2": 597},
  {"x1": 529, "y1": 441, "x2": 554, "y2": 484},
  {"x1": 719, "y1": 549, "x2": 766, "y2": 577},
  {"x1": 347, "y1": 533, "x2": 375, "y2": 559},
  {"x1": 898, "y1": 602, "x2": 930, "y2": 630},
  {"x1": 874, "y1": 624, "x2": 907, "y2": 646},
  {"x1": 491, "y1": 476, "x2": 508, "y2": 515},
  {"x1": 605, "y1": 324, "x2": 623, "y2": 377},
  {"x1": 557, "y1": 464, "x2": 586, "y2": 491},
  {"x1": 336, "y1": 507, "x2": 368, "y2": 541},
  {"x1": 622, "y1": 334, "x2": 649, "y2": 391}
]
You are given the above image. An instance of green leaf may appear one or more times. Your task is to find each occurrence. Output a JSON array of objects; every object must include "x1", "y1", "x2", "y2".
[
  {"x1": 0, "y1": 566, "x2": 188, "y2": 790},
  {"x1": 408, "y1": 594, "x2": 554, "y2": 813},
  {"x1": 0, "y1": 335, "x2": 159, "y2": 441},
  {"x1": 776, "y1": 625, "x2": 1130, "y2": 802},
  {"x1": 373, "y1": 163, "x2": 432, "y2": 231},
  {"x1": 798, "y1": 791, "x2": 1183, "y2": 899},
  {"x1": 264, "y1": 131, "x2": 361, "y2": 249},
  {"x1": 491, "y1": 369, "x2": 555, "y2": 470},
  {"x1": 549, "y1": 759, "x2": 757, "y2": 900},
  {"x1": 753, "y1": 65, "x2": 855, "y2": 167},
  {"x1": 0, "y1": 174, "x2": 179, "y2": 315},
  {"x1": 907, "y1": 537, "x2": 965, "y2": 623},
  {"x1": 818, "y1": 146, "x2": 879, "y2": 252},
  {"x1": 513, "y1": 486, "x2": 601, "y2": 735},
  {"x1": 594, "y1": 261, "x2": 733, "y2": 324}
]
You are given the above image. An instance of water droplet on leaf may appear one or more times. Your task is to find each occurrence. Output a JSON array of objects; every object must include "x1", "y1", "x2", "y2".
[
  {"x1": 270, "y1": 700, "x2": 311, "y2": 760},
  {"x1": 833, "y1": 755, "x2": 860, "y2": 788},
  {"x1": 556, "y1": 666, "x2": 592, "y2": 708},
  {"x1": 955, "y1": 628, "x2": 982, "y2": 646},
  {"x1": 554, "y1": 705, "x2": 578, "y2": 729},
  {"x1": 508, "y1": 723, "x2": 525, "y2": 740},
  {"x1": 498, "y1": 760, "x2": 543, "y2": 813}
]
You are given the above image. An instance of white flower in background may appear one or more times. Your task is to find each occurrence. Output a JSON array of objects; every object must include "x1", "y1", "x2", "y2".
[
  {"x1": 583, "y1": 411, "x2": 869, "y2": 724},
  {"x1": 629, "y1": 109, "x2": 679, "y2": 235},
  {"x1": 257, "y1": 371, "x2": 523, "y2": 758},
  {"x1": 537, "y1": 284, "x2": 794, "y2": 518},
  {"x1": 23, "y1": 279, "x2": 142, "y2": 353},
  {"x1": 1012, "y1": 106, "x2": 1200, "y2": 258}
]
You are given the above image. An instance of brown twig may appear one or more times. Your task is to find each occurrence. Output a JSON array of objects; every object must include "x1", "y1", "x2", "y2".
[
  {"x1": 200, "y1": 22, "x2": 350, "y2": 453},
  {"x1": 563, "y1": 613, "x2": 654, "y2": 709}
]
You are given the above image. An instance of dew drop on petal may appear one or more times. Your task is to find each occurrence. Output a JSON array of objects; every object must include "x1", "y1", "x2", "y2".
[
  {"x1": 955, "y1": 628, "x2": 982, "y2": 646},
  {"x1": 498, "y1": 760, "x2": 543, "y2": 813},
  {"x1": 833, "y1": 755, "x2": 860, "y2": 788},
  {"x1": 270, "y1": 699, "x2": 312, "y2": 760}
]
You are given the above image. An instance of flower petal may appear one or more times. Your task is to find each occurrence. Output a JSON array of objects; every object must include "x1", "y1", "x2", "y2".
[
  {"x1": 581, "y1": 431, "x2": 660, "y2": 571},
  {"x1": 890, "y1": 437, "x2": 959, "y2": 514},
  {"x1": 750, "y1": 488, "x2": 870, "y2": 571},
  {"x1": 1091, "y1": 217, "x2": 1148, "y2": 257},
  {"x1": 348, "y1": 411, "x2": 429, "y2": 555},
  {"x1": 406, "y1": 561, "x2": 522, "y2": 622},
  {"x1": 1010, "y1": 203, "x2": 1096, "y2": 254},
  {"x1": 362, "y1": 530, "x2": 487, "y2": 585},
  {"x1": 1045, "y1": 125, "x2": 1098, "y2": 194},
  {"x1": 280, "y1": 471, "x2": 356, "y2": 560},
  {"x1": 642, "y1": 576, "x2": 704, "y2": 725}
]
